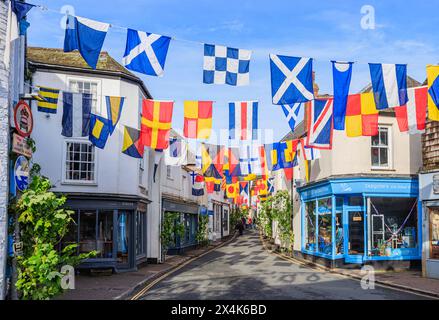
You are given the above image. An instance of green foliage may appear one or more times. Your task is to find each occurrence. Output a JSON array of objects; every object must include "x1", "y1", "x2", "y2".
[
  {"x1": 271, "y1": 191, "x2": 294, "y2": 252},
  {"x1": 14, "y1": 175, "x2": 95, "y2": 300},
  {"x1": 257, "y1": 196, "x2": 273, "y2": 238},
  {"x1": 161, "y1": 212, "x2": 185, "y2": 253},
  {"x1": 196, "y1": 214, "x2": 209, "y2": 246},
  {"x1": 230, "y1": 206, "x2": 243, "y2": 228}
]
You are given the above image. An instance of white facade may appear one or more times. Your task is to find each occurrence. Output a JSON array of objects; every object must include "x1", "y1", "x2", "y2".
[{"x1": 28, "y1": 51, "x2": 162, "y2": 268}]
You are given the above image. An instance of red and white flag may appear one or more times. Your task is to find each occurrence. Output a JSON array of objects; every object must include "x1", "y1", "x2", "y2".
[{"x1": 394, "y1": 86, "x2": 428, "y2": 134}]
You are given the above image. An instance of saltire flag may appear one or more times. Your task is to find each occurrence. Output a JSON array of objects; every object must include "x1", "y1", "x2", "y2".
[
  {"x1": 203, "y1": 44, "x2": 251, "y2": 86},
  {"x1": 153, "y1": 149, "x2": 163, "y2": 183},
  {"x1": 427, "y1": 65, "x2": 439, "y2": 121},
  {"x1": 345, "y1": 92, "x2": 378, "y2": 137},
  {"x1": 332, "y1": 61, "x2": 353, "y2": 130},
  {"x1": 37, "y1": 86, "x2": 60, "y2": 114},
  {"x1": 89, "y1": 114, "x2": 111, "y2": 149},
  {"x1": 239, "y1": 143, "x2": 262, "y2": 176},
  {"x1": 122, "y1": 126, "x2": 144, "y2": 158},
  {"x1": 229, "y1": 101, "x2": 258, "y2": 140},
  {"x1": 192, "y1": 173, "x2": 205, "y2": 197},
  {"x1": 369, "y1": 63, "x2": 408, "y2": 110},
  {"x1": 62, "y1": 92, "x2": 92, "y2": 137},
  {"x1": 165, "y1": 138, "x2": 188, "y2": 166},
  {"x1": 64, "y1": 15, "x2": 109, "y2": 69},
  {"x1": 106, "y1": 96, "x2": 125, "y2": 134},
  {"x1": 141, "y1": 99, "x2": 173, "y2": 150},
  {"x1": 281, "y1": 103, "x2": 304, "y2": 133},
  {"x1": 267, "y1": 178, "x2": 274, "y2": 194},
  {"x1": 201, "y1": 143, "x2": 224, "y2": 179},
  {"x1": 270, "y1": 54, "x2": 314, "y2": 105},
  {"x1": 226, "y1": 182, "x2": 239, "y2": 199},
  {"x1": 300, "y1": 139, "x2": 321, "y2": 161},
  {"x1": 394, "y1": 86, "x2": 428, "y2": 134},
  {"x1": 122, "y1": 29, "x2": 171, "y2": 77},
  {"x1": 184, "y1": 101, "x2": 213, "y2": 139},
  {"x1": 305, "y1": 99, "x2": 334, "y2": 149}
]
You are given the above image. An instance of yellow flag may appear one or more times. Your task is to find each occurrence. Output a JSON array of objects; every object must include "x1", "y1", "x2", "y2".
[{"x1": 427, "y1": 65, "x2": 439, "y2": 121}]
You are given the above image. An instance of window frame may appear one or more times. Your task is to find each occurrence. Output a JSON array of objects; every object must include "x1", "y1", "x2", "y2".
[
  {"x1": 62, "y1": 139, "x2": 98, "y2": 185},
  {"x1": 371, "y1": 125, "x2": 393, "y2": 170},
  {"x1": 67, "y1": 77, "x2": 102, "y2": 114}
]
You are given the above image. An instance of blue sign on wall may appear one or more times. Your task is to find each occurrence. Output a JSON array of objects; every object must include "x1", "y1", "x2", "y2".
[{"x1": 14, "y1": 156, "x2": 29, "y2": 192}]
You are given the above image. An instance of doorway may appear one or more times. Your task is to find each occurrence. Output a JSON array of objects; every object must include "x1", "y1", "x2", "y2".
[{"x1": 348, "y1": 211, "x2": 364, "y2": 255}]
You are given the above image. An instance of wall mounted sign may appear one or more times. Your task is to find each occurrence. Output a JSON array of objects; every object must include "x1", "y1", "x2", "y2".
[
  {"x1": 13, "y1": 100, "x2": 33, "y2": 137},
  {"x1": 12, "y1": 133, "x2": 32, "y2": 158},
  {"x1": 14, "y1": 155, "x2": 30, "y2": 192}
]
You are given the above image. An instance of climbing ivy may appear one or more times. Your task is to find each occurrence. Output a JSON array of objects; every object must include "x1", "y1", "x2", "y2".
[
  {"x1": 161, "y1": 212, "x2": 185, "y2": 255},
  {"x1": 257, "y1": 196, "x2": 273, "y2": 238},
  {"x1": 196, "y1": 214, "x2": 209, "y2": 246},
  {"x1": 271, "y1": 191, "x2": 294, "y2": 252}
]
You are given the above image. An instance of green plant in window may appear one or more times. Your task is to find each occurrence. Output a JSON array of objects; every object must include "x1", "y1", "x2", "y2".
[
  {"x1": 196, "y1": 214, "x2": 209, "y2": 246},
  {"x1": 13, "y1": 175, "x2": 96, "y2": 300},
  {"x1": 271, "y1": 191, "x2": 294, "y2": 253}
]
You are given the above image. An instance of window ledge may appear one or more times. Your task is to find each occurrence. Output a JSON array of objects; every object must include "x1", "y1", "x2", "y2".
[
  {"x1": 61, "y1": 181, "x2": 98, "y2": 186},
  {"x1": 371, "y1": 168, "x2": 395, "y2": 172}
]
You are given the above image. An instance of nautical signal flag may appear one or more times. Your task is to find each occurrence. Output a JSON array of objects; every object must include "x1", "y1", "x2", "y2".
[
  {"x1": 226, "y1": 182, "x2": 239, "y2": 199},
  {"x1": 201, "y1": 143, "x2": 224, "y2": 180},
  {"x1": 427, "y1": 65, "x2": 439, "y2": 121},
  {"x1": 224, "y1": 147, "x2": 241, "y2": 178},
  {"x1": 141, "y1": 99, "x2": 173, "y2": 150},
  {"x1": 306, "y1": 98, "x2": 333, "y2": 150},
  {"x1": 345, "y1": 92, "x2": 378, "y2": 137},
  {"x1": 192, "y1": 173, "x2": 205, "y2": 197},
  {"x1": 332, "y1": 61, "x2": 353, "y2": 130},
  {"x1": 369, "y1": 63, "x2": 408, "y2": 110},
  {"x1": 122, "y1": 126, "x2": 144, "y2": 159},
  {"x1": 229, "y1": 101, "x2": 258, "y2": 141},
  {"x1": 64, "y1": 15, "x2": 109, "y2": 69},
  {"x1": 264, "y1": 140, "x2": 298, "y2": 171},
  {"x1": 106, "y1": 96, "x2": 125, "y2": 134},
  {"x1": 89, "y1": 114, "x2": 111, "y2": 149},
  {"x1": 183, "y1": 101, "x2": 213, "y2": 139},
  {"x1": 300, "y1": 139, "x2": 321, "y2": 161},
  {"x1": 394, "y1": 86, "x2": 428, "y2": 134},
  {"x1": 61, "y1": 92, "x2": 92, "y2": 137},
  {"x1": 37, "y1": 86, "x2": 60, "y2": 114}
]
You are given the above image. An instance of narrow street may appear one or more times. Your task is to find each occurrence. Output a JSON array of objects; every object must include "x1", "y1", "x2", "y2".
[{"x1": 136, "y1": 230, "x2": 429, "y2": 300}]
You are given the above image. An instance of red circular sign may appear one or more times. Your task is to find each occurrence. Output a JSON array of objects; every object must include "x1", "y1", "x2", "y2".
[{"x1": 14, "y1": 100, "x2": 33, "y2": 137}]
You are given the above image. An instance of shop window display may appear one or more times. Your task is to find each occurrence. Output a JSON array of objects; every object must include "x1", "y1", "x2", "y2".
[
  {"x1": 97, "y1": 210, "x2": 113, "y2": 258},
  {"x1": 335, "y1": 212, "x2": 344, "y2": 255},
  {"x1": 305, "y1": 201, "x2": 316, "y2": 251},
  {"x1": 430, "y1": 209, "x2": 439, "y2": 259},
  {"x1": 79, "y1": 210, "x2": 97, "y2": 254},
  {"x1": 368, "y1": 197, "x2": 417, "y2": 257},
  {"x1": 317, "y1": 198, "x2": 332, "y2": 255}
]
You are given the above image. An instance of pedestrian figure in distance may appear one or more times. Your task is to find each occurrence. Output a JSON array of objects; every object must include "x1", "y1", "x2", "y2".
[
  {"x1": 248, "y1": 216, "x2": 253, "y2": 229},
  {"x1": 241, "y1": 216, "x2": 247, "y2": 229},
  {"x1": 236, "y1": 220, "x2": 244, "y2": 236}
]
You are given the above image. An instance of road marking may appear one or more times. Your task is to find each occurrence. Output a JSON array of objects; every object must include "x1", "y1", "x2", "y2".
[
  {"x1": 258, "y1": 231, "x2": 439, "y2": 300},
  {"x1": 130, "y1": 233, "x2": 238, "y2": 300}
]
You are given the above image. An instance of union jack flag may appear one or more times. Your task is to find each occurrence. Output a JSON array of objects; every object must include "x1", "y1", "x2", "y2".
[{"x1": 305, "y1": 99, "x2": 333, "y2": 150}]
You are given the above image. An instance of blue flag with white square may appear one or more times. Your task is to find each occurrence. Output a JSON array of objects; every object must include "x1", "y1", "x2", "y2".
[
  {"x1": 270, "y1": 54, "x2": 314, "y2": 105},
  {"x1": 122, "y1": 29, "x2": 171, "y2": 77},
  {"x1": 203, "y1": 44, "x2": 251, "y2": 86},
  {"x1": 369, "y1": 63, "x2": 408, "y2": 110}
]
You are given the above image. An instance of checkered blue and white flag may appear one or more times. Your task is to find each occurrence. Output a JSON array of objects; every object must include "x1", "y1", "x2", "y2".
[{"x1": 203, "y1": 44, "x2": 251, "y2": 86}]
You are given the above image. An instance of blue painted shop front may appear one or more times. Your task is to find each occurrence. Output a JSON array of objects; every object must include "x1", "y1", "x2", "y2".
[{"x1": 298, "y1": 177, "x2": 421, "y2": 265}]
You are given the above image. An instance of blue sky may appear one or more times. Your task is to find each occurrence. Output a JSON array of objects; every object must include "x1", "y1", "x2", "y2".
[{"x1": 27, "y1": 0, "x2": 439, "y2": 142}]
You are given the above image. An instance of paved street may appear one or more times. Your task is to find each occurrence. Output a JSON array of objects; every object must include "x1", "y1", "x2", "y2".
[{"x1": 137, "y1": 229, "x2": 429, "y2": 300}]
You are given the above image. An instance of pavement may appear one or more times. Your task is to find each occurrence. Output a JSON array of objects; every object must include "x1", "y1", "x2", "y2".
[
  {"x1": 56, "y1": 236, "x2": 234, "y2": 300},
  {"x1": 135, "y1": 229, "x2": 434, "y2": 300}
]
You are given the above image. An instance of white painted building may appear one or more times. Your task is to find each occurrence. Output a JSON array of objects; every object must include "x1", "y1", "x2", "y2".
[{"x1": 27, "y1": 47, "x2": 160, "y2": 271}]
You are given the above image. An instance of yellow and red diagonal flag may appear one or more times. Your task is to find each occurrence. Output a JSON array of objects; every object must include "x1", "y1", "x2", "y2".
[{"x1": 141, "y1": 99, "x2": 174, "y2": 150}]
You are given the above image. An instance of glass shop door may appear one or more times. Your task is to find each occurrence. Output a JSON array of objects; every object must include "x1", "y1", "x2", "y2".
[
  {"x1": 117, "y1": 211, "x2": 132, "y2": 269},
  {"x1": 348, "y1": 211, "x2": 365, "y2": 255}
]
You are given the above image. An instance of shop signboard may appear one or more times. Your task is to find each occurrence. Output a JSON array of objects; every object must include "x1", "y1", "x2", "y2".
[
  {"x1": 12, "y1": 133, "x2": 32, "y2": 158},
  {"x1": 14, "y1": 155, "x2": 30, "y2": 192},
  {"x1": 13, "y1": 100, "x2": 33, "y2": 137}
]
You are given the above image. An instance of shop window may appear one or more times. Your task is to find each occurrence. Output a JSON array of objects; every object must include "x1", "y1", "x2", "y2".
[
  {"x1": 304, "y1": 201, "x2": 316, "y2": 251},
  {"x1": 136, "y1": 211, "x2": 147, "y2": 257},
  {"x1": 335, "y1": 212, "x2": 344, "y2": 255},
  {"x1": 64, "y1": 141, "x2": 96, "y2": 183},
  {"x1": 117, "y1": 212, "x2": 130, "y2": 265},
  {"x1": 62, "y1": 210, "x2": 78, "y2": 252},
  {"x1": 317, "y1": 198, "x2": 332, "y2": 255},
  {"x1": 223, "y1": 209, "x2": 229, "y2": 232},
  {"x1": 368, "y1": 197, "x2": 418, "y2": 257},
  {"x1": 371, "y1": 127, "x2": 391, "y2": 169},
  {"x1": 69, "y1": 79, "x2": 99, "y2": 112},
  {"x1": 79, "y1": 210, "x2": 97, "y2": 254},
  {"x1": 430, "y1": 209, "x2": 439, "y2": 259},
  {"x1": 97, "y1": 210, "x2": 114, "y2": 258},
  {"x1": 335, "y1": 197, "x2": 344, "y2": 211}
]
